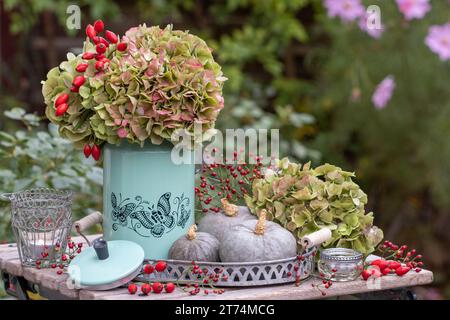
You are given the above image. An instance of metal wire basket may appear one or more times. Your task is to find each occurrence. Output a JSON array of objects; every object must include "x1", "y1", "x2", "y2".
[
  {"x1": 139, "y1": 246, "x2": 316, "y2": 287},
  {"x1": 1, "y1": 188, "x2": 73, "y2": 267}
]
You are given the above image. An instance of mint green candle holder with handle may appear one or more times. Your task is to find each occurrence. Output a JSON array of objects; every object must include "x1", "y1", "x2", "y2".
[{"x1": 102, "y1": 141, "x2": 195, "y2": 260}]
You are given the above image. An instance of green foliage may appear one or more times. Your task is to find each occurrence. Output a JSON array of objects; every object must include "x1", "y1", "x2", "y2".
[
  {"x1": 310, "y1": 1, "x2": 450, "y2": 267},
  {"x1": 3, "y1": 0, "x2": 318, "y2": 162},
  {"x1": 3, "y1": 0, "x2": 120, "y2": 34},
  {"x1": 136, "y1": 0, "x2": 318, "y2": 162},
  {"x1": 245, "y1": 158, "x2": 383, "y2": 255},
  {"x1": 0, "y1": 108, "x2": 102, "y2": 241}
]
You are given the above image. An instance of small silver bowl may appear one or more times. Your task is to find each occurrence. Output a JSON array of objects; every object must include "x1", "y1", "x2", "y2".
[{"x1": 318, "y1": 248, "x2": 364, "y2": 282}]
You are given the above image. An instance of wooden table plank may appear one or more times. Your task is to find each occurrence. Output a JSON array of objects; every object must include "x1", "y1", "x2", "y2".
[
  {"x1": 0, "y1": 234, "x2": 434, "y2": 300},
  {"x1": 81, "y1": 269, "x2": 433, "y2": 300}
]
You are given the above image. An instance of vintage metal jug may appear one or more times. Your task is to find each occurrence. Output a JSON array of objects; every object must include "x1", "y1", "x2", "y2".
[{"x1": 102, "y1": 141, "x2": 195, "y2": 259}]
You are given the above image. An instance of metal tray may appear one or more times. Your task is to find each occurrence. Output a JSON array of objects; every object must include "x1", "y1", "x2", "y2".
[{"x1": 137, "y1": 247, "x2": 316, "y2": 287}]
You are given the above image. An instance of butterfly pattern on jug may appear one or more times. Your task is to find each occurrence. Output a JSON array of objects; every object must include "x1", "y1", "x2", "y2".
[{"x1": 110, "y1": 192, "x2": 191, "y2": 238}]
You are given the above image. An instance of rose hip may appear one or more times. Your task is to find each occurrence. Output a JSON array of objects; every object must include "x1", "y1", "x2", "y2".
[
  {"x1": 82, "y1": 52, "x2": 95, "y2": 60},
  {"x1": 55, "y1": 103, "x2": 69, "y2": 116},
  {"x1": 105, "y1": 30, "x2": 118, "y2": 43},
  {"x1": 92, "y1": 144, "x2": 101, "y2": 161},
  {"x1": 83, "y1": 144, "x2": 92, "y2": 158},
  {"x1": 76, "y1": 63, "x2": 88, "y2": 72},
  {"x1": 93, "y1": 20, "x2": 104, "y2": 33},
  {"x1": 72, "y1": 75, "x2": 86, "y2": 87},
  {"x1": 85, "y1": 24, "x2": 96, "y2": 39},
  {"x1": 54, "y1": 93, "x2": 69, "y2": 107},
  {"x1": 117, "y1": 42, "x2": 127, "y2": 52}
]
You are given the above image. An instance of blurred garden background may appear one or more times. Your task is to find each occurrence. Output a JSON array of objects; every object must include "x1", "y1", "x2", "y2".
[{"x1": 0, "y1": 0, "x2": 449, "y2": 299}]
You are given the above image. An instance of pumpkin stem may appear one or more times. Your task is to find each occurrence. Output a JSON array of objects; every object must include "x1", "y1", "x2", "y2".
[
  {"x1": 221, "y1": 198, "x2": 238, "y2": 217},
  {"x1": 187, "y1": 224, "x2": 197, "y2": 240},
  {"x1": 254, "y1": 210, "x2": 266, "y2": 235}
]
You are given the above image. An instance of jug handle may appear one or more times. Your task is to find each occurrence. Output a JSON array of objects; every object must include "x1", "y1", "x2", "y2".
[
  {"x1": 73, "y1": 211, "x2": 103, "y2": 247},
  {"x1": 0, "y1": 193, "x2": 12, "y2": 201}
]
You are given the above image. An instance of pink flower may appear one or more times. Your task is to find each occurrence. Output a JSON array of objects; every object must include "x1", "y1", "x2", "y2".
[
  {"x1": 425, "y1": 23, "x2": 450, "y2": 61},
  {"x1": 372, "y1": 75, "x2": 396, "y2": 109},
  {"x1": 117, "y1": 127, "x2": 128, "y2": 138},
  {"x1": 324, "y1": 0, "x2": 365, "y2": 22},
  {"x1": 359, "y1": 13, "x2": 384, "y2": 38},
  {"x1": 396, "y1": 0, "x2": 431, "y2": 20}
]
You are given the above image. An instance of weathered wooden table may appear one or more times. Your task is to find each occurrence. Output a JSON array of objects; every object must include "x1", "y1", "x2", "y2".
[{"x1": 0, "y1": 235, "x2": 433, "y2": 300}]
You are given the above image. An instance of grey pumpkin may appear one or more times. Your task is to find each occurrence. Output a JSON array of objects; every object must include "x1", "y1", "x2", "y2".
[
  {"x1": 219, "y1": 210, "x2": 297, "y2": 262},
  {"x1": 169, "y1": 225, "x2": 220, "y2": 262},
  {"x1": 198, "y1": 199, "x2": 256, "y2": 241}
]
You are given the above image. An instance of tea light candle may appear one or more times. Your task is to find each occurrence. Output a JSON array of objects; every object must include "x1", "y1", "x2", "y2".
[
  {"x1": 29, "y1": 236, "x2": 54, "y2": 260},
  {"x1": 318, "y1": 248, "x2": 364, "y2": 282}
]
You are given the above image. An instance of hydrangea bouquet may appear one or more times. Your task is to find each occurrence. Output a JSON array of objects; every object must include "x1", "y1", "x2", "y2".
[{"x1": 42, "y1": 21, "x2": 226, "y2": 160}]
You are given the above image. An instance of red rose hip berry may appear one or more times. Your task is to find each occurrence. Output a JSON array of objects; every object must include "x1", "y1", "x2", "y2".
[
  {"x1": 388, "y1": 261, "x2": 401, "y2": 270},
  {"x1": 82, "y1": 52, "x2": 95, "y2": 60},
  {"x1": 165, "y1": 282, "x2": 175, "y2": 293},
  {"x1": 98, "y1": 37, "x2": 109, "y2": 47},
  {"x1": 395, "y1": 267, "x2": 411, "y2": 277},
  {"x1": 93, "y1": 20, "x2": 104, "y2": 33},
  {"x1": 155, "y1": 261, "x2": 167, "y2": 272},
  {"x1": 152, "y1": 282, "x2": 163, "y2": 293},
  {"x1": 85, "y1": 24, "x2": 96, "y2": 39},
  {"x1": 128, "y1": 283, "x2": 137, "y2": 294},
  {"x1": 92, "y1": 144, "x2": 101, "y2": 161},
  {"x1": 83, "y1": 144, "x2": 92, "y2": 158},
  {"x1": 55, "y1": 103, "x2": 69, "y2": 116},
  {"x1": 76, "y1": 63, "x2": 88, "y2": 72},
  {"x1": 72, "y1": 75, "x2": 86, "y2": 87},
  {"x1": 105, "y1": 30, "x2": 118, "y2": 43},
  {"x1": 54, "y1": 93, "x2": 69, "y2": 107},
  {"x1": 361, "y1": 269, "x2": 372, "y2": 281},
  {"x1": 141, "y1": 283, "x2": 151, "y2": 295},
  {"x1": 143, "y1": 264, "x2": 154, "y2": 274},
  {"x1": 117, "y1": 42, "x2": 127, "y2": 52},
  {"x1": 96, "y1": 43, "x2": 107, "y2": 54},
  {"x1": 95, "y1": 60, "x2": 104, "y2": 71}
]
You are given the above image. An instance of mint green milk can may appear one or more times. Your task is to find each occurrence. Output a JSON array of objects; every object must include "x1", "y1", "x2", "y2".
[{"x1": 102, "y1": 141, "x2": 195, "y2": 259}]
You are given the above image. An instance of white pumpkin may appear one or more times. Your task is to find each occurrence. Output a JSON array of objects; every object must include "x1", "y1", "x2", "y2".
[{"x1": 219, "y1": 210, "x2": 297, "y2": 262}]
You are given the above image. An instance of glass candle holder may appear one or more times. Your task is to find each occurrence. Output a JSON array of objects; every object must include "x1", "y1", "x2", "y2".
[{"x1": 318, "y1": 248, "x2": 364, "y2": 282}]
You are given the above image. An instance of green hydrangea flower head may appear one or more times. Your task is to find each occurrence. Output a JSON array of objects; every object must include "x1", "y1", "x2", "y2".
[
  {"x1": 42, "y1": 24, "x2": 226, "y2": 149},
  {"x1": 244, "y1": 158, "x2": 383, "y2": 255}
]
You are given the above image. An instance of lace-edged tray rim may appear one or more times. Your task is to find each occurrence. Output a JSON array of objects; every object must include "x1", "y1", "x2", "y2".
[
  {"x1": 136, "y1": 247, "x2": 316, "y2": 287},
  {"x1": 144, "y1": 246, "x2": 316, "y2": 266}
]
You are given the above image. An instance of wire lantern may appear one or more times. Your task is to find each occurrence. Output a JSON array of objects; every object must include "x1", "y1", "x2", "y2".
[{"x1": 2, "y1": 188, "x2": 73, "y2": 267}]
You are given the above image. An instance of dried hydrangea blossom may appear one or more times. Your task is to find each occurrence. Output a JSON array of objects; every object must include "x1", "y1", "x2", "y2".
[
  {"x1": 244, "y1": 158, "x2": 383, "y2": 255},
  {"x1": 42, "y1": 24, "x2": 226, "y2": 148},
  {"x1": 97, "y1": 24, "x2": 226, "y2": 146},
  {"x1": 42, "y1": 52, "x2": 97, "y2": 148}
]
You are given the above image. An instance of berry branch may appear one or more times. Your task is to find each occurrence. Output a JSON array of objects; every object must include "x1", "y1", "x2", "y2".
[
  {"x1": 361, "y1": 240, "x2": 424, "y2": 281},
  {"x1": 196, "y1": 150, "x2": 269, "y2": 214}
]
